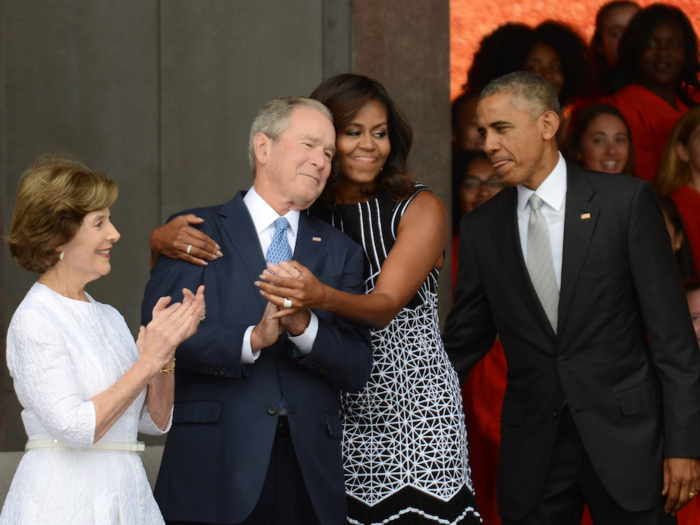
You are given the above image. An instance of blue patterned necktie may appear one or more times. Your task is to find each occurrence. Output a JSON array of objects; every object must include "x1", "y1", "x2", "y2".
[{"x1": 266, "y1": 217, "x2": 292, "y2": 266}]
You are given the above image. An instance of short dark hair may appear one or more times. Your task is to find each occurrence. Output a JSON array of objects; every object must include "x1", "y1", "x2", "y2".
[
  {"x1": 603, "y1": 3, "x2": 700, "y2": 106},
  {"x1": 566, "y1": 103, "x2": 635, "y2": 176},
  {"x1": 8, "y1": 155, "x2": 118, "y2": 273},
  {"x1": 311, "y1": 74, "x2": 415, "y2": 202}
]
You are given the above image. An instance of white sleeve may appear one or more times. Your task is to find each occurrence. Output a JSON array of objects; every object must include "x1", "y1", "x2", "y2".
[{"x1": 7, "y1": 310, "x2": 96, "y2": 448}]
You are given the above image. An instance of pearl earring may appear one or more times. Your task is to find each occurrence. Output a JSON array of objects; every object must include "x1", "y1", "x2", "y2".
[{"x1": 59, "y1": 250, "x2": 64, "y2": 260}]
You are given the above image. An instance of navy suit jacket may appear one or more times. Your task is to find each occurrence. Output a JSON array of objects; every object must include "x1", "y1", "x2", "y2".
[
  {"x1": 444, "y1": 164, "x2": 700, "y2": 520},
  {"x1": 141, "y1": 192, "x2": 373, "y2": 524}
]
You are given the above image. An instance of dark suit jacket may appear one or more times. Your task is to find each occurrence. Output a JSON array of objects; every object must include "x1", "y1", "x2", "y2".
[
  {"x1": 444, "y1": 163, "x2": 700, "y2": 520},
  {"x1": 141, "y1": 192, "x2": 373, "y2": 524}
]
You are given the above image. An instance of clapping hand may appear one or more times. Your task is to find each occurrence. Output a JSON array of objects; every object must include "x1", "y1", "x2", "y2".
[{"x1": 136, "y1": 285, "x2": 206, "y2": 373}]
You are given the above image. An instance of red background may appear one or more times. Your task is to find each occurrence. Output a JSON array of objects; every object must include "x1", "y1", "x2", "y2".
[{"x1": 450, "y1": 0, "x2": 700, "y2": 99}]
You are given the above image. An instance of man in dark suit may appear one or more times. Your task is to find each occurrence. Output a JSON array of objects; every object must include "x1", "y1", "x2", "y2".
[
  {"x1": 141, "y1": 96, "x2": 373, "y2": 525},
  {"x1": 444, "y1": 72, "x2": 700, "y2": 524}
]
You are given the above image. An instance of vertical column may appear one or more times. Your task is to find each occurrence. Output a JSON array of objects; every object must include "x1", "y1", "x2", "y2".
[
  {"x1": 0, "y1": 0, "x2": 6, "y2": 451},
  {"x1": 353, "y1": 0, "x2": 453, "y2": 317}
]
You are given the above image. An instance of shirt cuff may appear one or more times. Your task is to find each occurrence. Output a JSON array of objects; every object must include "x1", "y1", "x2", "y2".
[
  {"x1": 287, "y1": 311, "x2": 318, "y2": 354},
  {"x1": 242, "y1": 326, "x2": 261, "y2": 364}
]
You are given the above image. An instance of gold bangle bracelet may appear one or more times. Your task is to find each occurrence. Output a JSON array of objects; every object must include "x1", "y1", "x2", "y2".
[{"x1": 160, "y1": 358, "x2": 176, "y2": 374}]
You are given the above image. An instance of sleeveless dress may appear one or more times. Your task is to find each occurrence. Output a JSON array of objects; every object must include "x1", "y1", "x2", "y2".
[{"x1": 317, "y1": 185, "x2": 481, "y2": 525}]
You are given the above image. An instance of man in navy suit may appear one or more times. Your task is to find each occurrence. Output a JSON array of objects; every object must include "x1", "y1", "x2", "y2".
[
  {"x1": 444, "y1": 73, "x2": 700, "y2": 524},
  {"x1": 141, "y1": 96, "x2": 373, "y2": 525}
]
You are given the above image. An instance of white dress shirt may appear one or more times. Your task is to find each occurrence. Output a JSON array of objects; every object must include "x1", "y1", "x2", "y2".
[
  {"x1": 240, "y1": 187, "x2": 319, "y2": 363},
  {"x1": 516, "y1": 152, "x2": 567, "y2": 290}
]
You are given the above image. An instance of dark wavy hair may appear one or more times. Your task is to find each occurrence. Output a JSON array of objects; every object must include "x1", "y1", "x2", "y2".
[
  {"x1": 603, "y1": 4, "x2": 700, "y2": 105},
  {"x1": 590, "y1": 1, "x2": 640, "y2": 83},
  {"x1": 565, "y1": 103, "x2": 635, "y2": 176},
  {"x1": 658, "y1": 195, "x2": 698, "y2": 280},
  {"x1": 310, "y1": 74, "x2": 415, "y2": 202},
  {"x1": 532, "y1": 21, "x2": 595, "y2": 106},
  {"x1": 465, "y1": 21, "x2": 592, "y2": 107},
  {"x1": 465, "y1": 23, "x2": 535, "y2": 93}
]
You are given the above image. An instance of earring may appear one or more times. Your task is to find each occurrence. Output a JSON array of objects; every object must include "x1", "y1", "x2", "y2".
[{"x1": 59, "y1": 250, "x2": 64, "y2": 260}]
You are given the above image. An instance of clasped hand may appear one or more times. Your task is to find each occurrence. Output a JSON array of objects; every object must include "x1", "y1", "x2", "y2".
[
  {"x1": 251, "y1": 262, "x2": 318, "y2": 351},
  {"x1": 255, "y1": 261, "x2": 326, "y2": 319}
]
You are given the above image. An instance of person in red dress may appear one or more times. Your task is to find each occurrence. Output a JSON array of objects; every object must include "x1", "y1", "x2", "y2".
[
  {"x1": 656, "y1": 107, "x2": 700, "y2": 279},
  {"x1": 600, "y1": 4, "x2": 700, "y2": 183}
]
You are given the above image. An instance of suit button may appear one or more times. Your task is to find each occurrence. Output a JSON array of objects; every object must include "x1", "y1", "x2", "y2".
[
  {"x1": 268, "y1": 405, "x2": 277, "y2": 415},
  {"x1": 553, "y1": 410, "x2": 559, "y2": 418},
  {"x1": 557, "y1": 356, "x2": 565, "y2": 365}
]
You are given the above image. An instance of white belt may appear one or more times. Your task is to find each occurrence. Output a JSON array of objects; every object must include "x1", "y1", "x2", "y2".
[{"x1": 26, "y1": 439, "x2": 145, "y2": 454}]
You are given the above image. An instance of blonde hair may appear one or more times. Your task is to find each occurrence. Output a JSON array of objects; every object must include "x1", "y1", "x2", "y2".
[
  {"x1": 8, "y1": 155, "x2": 118, "y2": 273},
  {"x1": 655, "y1": 107, "x2": 700, "y2": 195}
]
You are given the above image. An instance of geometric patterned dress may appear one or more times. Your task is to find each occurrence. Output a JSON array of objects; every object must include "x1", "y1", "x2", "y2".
[{"x1": 317, "y1": 184, "x2": 482, "y2": 524}]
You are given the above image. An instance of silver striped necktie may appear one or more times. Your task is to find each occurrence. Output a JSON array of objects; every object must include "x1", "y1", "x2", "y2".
[{"x1": 527, "y1": 193, "x2": 559, "y2": 333}]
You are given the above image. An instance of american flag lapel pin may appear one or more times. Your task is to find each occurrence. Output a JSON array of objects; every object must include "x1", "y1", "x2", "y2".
[
  {"x1": 312, "y1": 236, "x2": 322, "y2": 242},
  {"x1": 581, "y1": 213, "x2": 591, "y2": 220}
]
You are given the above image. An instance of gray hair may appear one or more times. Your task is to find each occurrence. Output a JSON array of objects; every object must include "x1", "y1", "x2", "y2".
[
  {"x1": 248, "y1": 96, "x2": 333, "y2": 174},
  {"x1": 481, "y1": 72, "x2": 561, "y2": 119}
]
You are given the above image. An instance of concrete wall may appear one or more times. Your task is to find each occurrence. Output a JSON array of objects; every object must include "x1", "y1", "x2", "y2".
[
  {"x1": 354, "y1": 0, "x2": 453, "y2": 317},
  {"x1": 0, "y1": 0, "x2": 450, "y2": 450}
]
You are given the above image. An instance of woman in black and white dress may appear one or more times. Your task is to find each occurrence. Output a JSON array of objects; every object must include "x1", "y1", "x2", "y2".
[{"x1": 150, "y1": 75, "x2": 480, "y2": 525}]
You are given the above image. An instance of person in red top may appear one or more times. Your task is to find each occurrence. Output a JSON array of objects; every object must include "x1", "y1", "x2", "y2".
[
  {"x1": 656, "y1": 107, "x2": 700, "y2": 279},
  {"x1": 600, "y1": 4, "x2": 700, "y2": 183}
]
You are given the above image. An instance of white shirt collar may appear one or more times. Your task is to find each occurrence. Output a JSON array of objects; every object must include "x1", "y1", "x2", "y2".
[
  {"x1": 517, "y1": 152, "x2": 568, "y2": 215},
  {"x1": 243, "y1": 186, "x2": 300, "y2": 236}
]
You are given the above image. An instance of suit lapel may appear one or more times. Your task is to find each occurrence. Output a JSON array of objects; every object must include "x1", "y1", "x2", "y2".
[
  {"x1": 492, "y1": 188, "x2": 556, "y2": 338},
  {"x1": 218, "y1": 192, "x2": 268, "y2": 310},
  {"x1": 558, "y1": 165, "x2": 599, "y2": 333},
  {"x1": 293, "y1": 213, "x2": 325, "y2": 276}
]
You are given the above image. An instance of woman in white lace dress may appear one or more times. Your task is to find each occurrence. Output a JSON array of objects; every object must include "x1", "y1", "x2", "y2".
[{"x1": 0, "y1": 156, "x2": 205, "y2": 525}]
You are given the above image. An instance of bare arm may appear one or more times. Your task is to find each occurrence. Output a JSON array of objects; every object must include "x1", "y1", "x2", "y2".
[
  {"x1": 91, "y1": 286, "x2": 204, "y2": 440},
  {"x1": 257, "y1": 191, "x2": 448, "y2": 328}
]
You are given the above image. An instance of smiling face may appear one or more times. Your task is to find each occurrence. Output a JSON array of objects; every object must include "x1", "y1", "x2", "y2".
[
  {"x1": 255, "y1": 106, "x2": 336, "y2": 213},
  {"x1": 524, "y1": 43, "x2": 564, "y2": 96},
  {"x1": 335, "y1": 99, "x2": 391, "y2": 200},
  {"x1": 600, "y1": 4, "x2": 640, "y2": 66},
  {"x1": 638, "y1": 20, "x2": 686, "y2": 88},
  {"x1": 60, "y1": 208, "x2": 120, "y2": 284},
  {"x1": 577, "y1": 113, "x2": 630, "y2": 174},
  {"x1": 477, "y1": 92, "x2": 559, "y2": 190}
]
